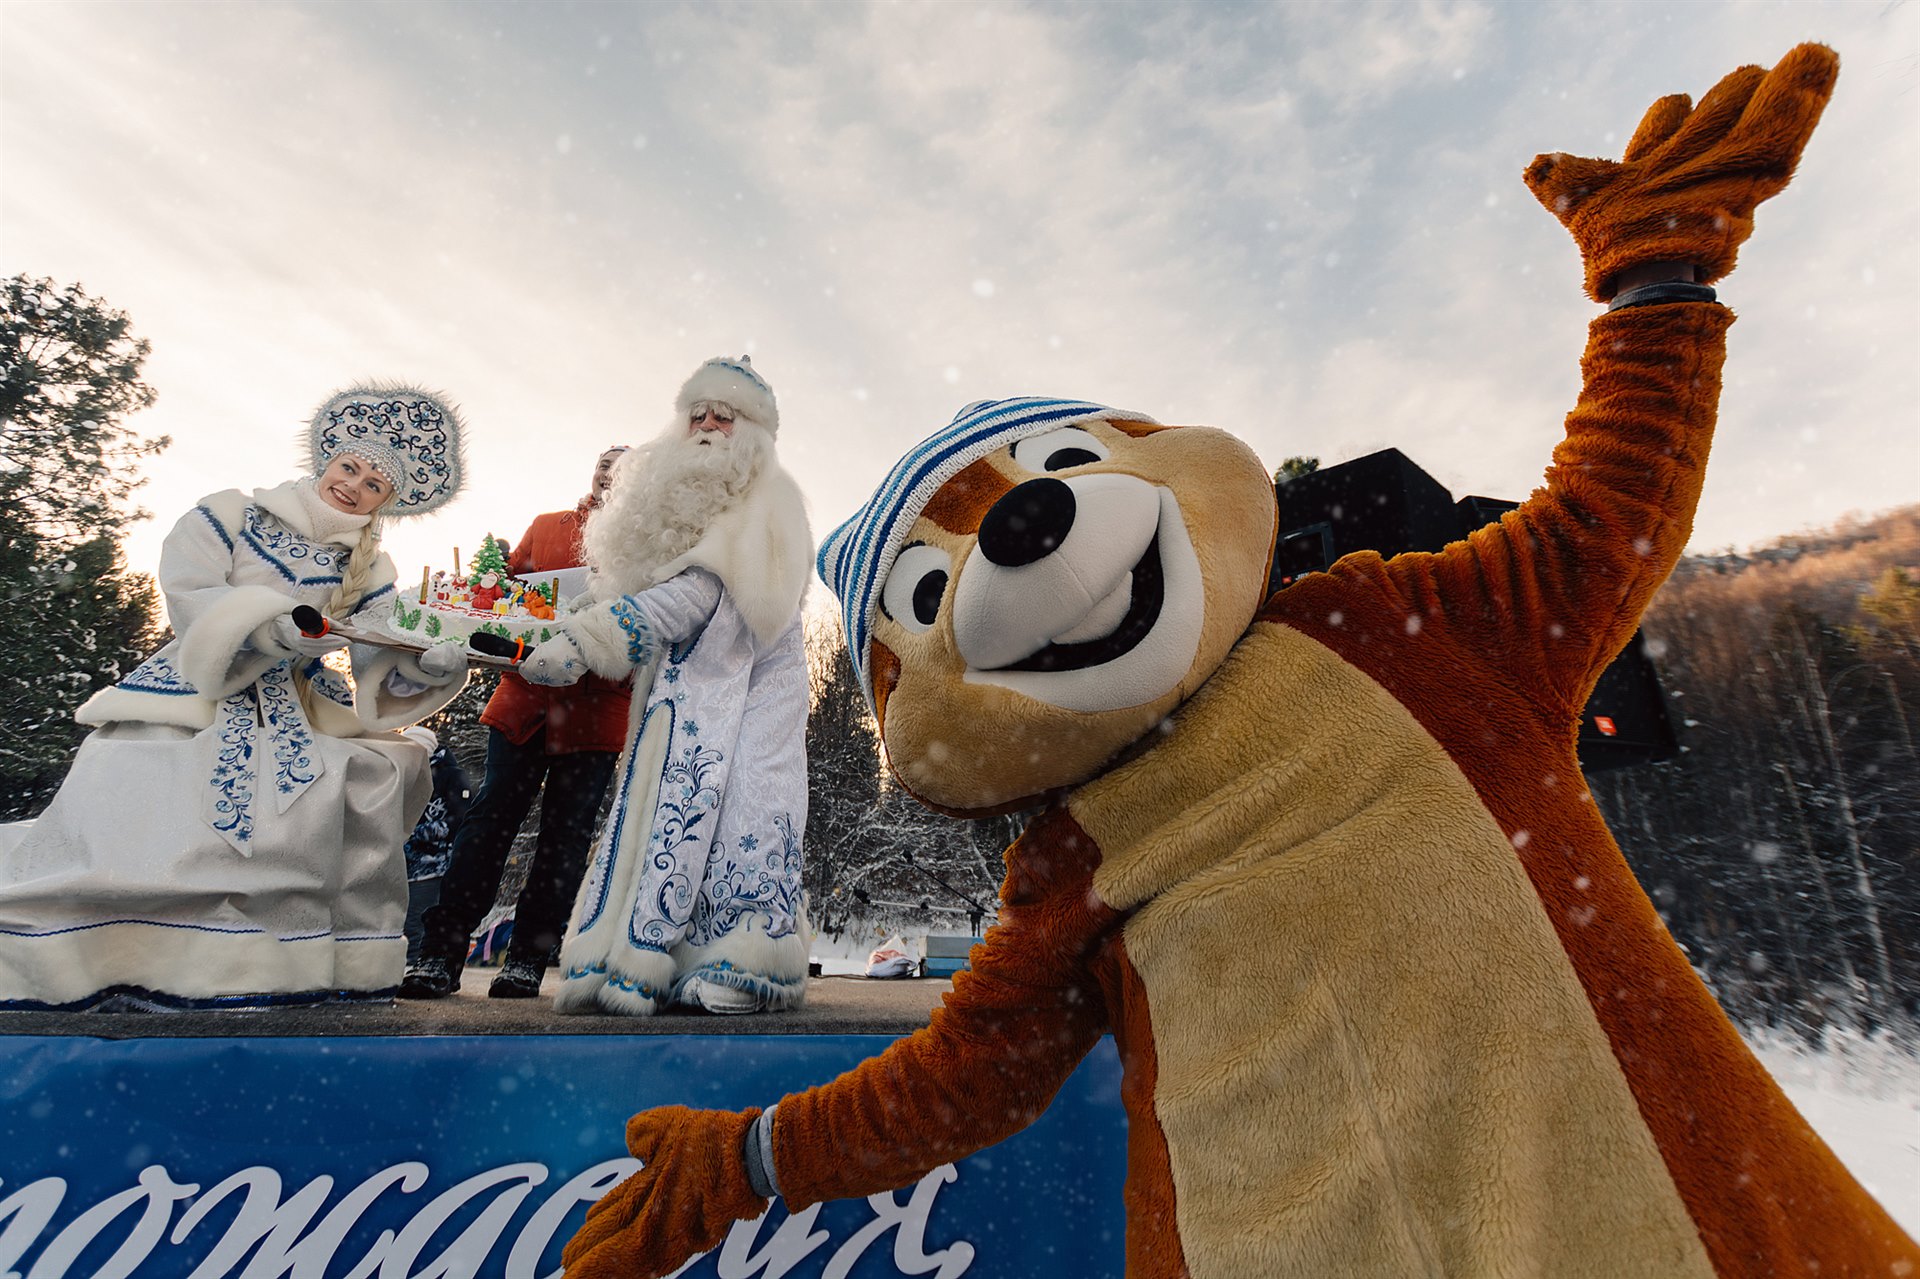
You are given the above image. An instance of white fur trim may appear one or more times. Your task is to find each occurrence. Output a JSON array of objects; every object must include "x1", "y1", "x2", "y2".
[
  {"x1": 675, "y1": 357, "x2": 779, "y2": 434},
  {"x1": 561, "y1": 946, "x2": 678, "y2": 1017},
  {"x1": 350, "y1": 645, "x2": 466, "y2": 733},
  {"x1": 301, "y1": 685, "x2": 363, "y2": 738},
  {"x1": 563, "y1": 606, "x2": 639, "y2": 681},
  {"x1": 555, "y1": 689, "x2": 672, "y2": 1016},
  {"x1": 252, "y1": 479, "x2": 365, "y2": 545},
  {"x1": 178, "y1": 585, "x2": 298, "y2": 700},
  {"x1": 552, "y1": 970, "x2": 623, "y2": 1014},
  {"x1": 672, "y1": 912, "x2": 810, "y2": 1011},
  {"x1": 354, "y1": 551, "x2": 401, "y2": 601},
  {"x1": 75, "y1": 683, "x2": 215, "y2": 731},
  {"x1": 655, "y1": 462, "x2": 812, "y2": 647},
  {"x1": 198, "y1": 488, "x2": 253, "y2": 532}
]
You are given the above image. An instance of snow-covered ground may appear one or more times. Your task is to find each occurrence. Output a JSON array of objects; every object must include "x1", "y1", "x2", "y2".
[{"x1": 1748, "y1": 1029, "x2": 1920, "y2": 1235}]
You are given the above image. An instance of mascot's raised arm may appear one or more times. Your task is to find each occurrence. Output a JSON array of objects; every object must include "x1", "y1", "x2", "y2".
[{"x1": 564, "y1": 44, "x2": 1919, "y2": 1279}]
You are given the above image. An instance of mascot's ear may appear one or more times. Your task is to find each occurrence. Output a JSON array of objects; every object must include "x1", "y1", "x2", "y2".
[
  {"x1": 871, "y1": 640, "x2": 902, "y2": 726},
  {"x1": 921, "y1": 458, "x2": 1015, "y2": 538}
]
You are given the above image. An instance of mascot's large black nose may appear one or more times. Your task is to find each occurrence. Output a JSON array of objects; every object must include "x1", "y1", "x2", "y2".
[{"x1": 978, "y1": 477, "x2": 1076, "y2": 567}]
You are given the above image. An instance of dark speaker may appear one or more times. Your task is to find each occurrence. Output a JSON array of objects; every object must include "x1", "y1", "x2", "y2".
[
  {"x1": 1274, "y1": 456, "x2": 1678, "y2": 771},
  {"x1": 1455, "y1": 494, "x2": 1518, "y2": 530},
  {"x1": 1271, "y1": 450, "x2": 1461, "y2": 589}
]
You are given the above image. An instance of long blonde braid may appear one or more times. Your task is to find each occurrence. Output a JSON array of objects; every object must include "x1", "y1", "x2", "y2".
[{"x1": 326, "y1": 518, "x2": 384, "y2": 622}]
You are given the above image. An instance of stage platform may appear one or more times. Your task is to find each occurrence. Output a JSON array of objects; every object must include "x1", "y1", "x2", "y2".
[
  {"x1": 0, "y1": 972, "x2": 1126, "y2": 1278},
  {"x1": 0, "y1": 971, "x2": 952, "y2": 1038}
]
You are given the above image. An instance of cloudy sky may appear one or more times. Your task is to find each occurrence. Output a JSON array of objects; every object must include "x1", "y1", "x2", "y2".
[{"x1": 4, "y1": 0, "x2": 1915, "y2": 592}]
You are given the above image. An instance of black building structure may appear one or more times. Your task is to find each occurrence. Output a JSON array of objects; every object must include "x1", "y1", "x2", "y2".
[{"x1": 1270, "y1": 449, "x2": 1677, "y2": 772}]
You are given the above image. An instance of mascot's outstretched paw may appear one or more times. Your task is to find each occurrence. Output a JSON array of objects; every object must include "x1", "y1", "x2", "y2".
[
  {"x1": 1523, "y1": 42, "x2": 1838, "y2": 299},
  {"x1": 561, "y1": 1106, "x2": 767, "y2": 1279},
  {"x1": 519, "y1": 630, "x2": 587, "y2": 687}
]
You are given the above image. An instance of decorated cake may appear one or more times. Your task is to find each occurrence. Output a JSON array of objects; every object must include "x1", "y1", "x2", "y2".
[{"x1": 378, "y1": 535, "x2": 589, "y2": 649}]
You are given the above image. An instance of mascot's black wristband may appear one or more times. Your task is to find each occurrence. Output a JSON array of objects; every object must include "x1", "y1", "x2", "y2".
[{"x1": 1607, "y1": 280, "x2": 1719, "y2": 312}]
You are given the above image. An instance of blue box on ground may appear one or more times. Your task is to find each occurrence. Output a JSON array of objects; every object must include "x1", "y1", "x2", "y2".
[{"x1": 921, "y1": 935, "x2": 985, "y2": 978}]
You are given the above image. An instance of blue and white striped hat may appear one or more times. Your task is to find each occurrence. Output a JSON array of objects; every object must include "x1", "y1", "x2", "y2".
[{"x1": 817, "y1": 396, "x2": 1156, "y2": 709}]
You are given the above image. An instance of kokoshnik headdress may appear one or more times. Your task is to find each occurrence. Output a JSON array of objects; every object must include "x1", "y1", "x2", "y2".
[{"x1": 307, "y1": 382, "x2": 467, "y2": 517}]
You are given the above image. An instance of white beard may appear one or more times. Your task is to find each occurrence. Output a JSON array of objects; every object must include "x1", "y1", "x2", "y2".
[{"x1": 584, "y1": 421, "x2": 772, "y2": 599}]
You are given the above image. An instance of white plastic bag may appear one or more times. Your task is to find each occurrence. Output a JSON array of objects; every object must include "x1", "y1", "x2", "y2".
[{"x1": 865, "y1": 934, "x2": 915, "y2": 979}]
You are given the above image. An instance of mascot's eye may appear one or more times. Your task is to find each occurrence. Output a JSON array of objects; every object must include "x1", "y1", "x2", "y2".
[
  {"x1": 879, "y1": 543, "x2": 951, "y2": 634},
  {"x1": 1012, "y1": 426, "x2": 1109, "y2": 473}
]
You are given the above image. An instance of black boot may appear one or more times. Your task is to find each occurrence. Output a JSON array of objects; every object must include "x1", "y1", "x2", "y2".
[
  {"x1": 398, "y1": 955, "x2": 463, "y2": 999},
  {"x1": 488, "y1": 958, "x2": 545, "y2": 999}
]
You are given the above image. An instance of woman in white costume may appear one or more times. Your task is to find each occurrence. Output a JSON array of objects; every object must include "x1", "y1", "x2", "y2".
[{"x1": 0, "y1": 384, "x2": 470, "y2": 1010}]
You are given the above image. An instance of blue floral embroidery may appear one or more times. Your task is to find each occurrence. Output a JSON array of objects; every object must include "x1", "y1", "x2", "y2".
[
  {"x1": 118, "y1": 651, "x2": 196, "y2": 696},
  {"x1": 611, "y1": 597, "x2": 657, "y2": 665},
  {"x1": 682, "y1": 720, "x2": 699, "y2": 736},
  {"x1": 687, "y1": 812, "x2": 802, "y2": 945},
  {"x1": 239, "y1": 507, "x2": 343, "y2": 586},
  {"x1": 207, "y1": 690, "x2": 258, "y2": 851},
  {"x1": 256, "y1": 664, "x2": 320, "y2": 813},
  {"x1": 204, "y1": 661, "x2": 330, "y2": 849},
  {"x1": 662, "y1": 666, "x2": 681, "y2": 684},
  {"x1": 305, "y1": 662, "x2": 355, "y2": 708},
  {"x1": 630, "y1": 742, "x2": 726, "y2": 948}
]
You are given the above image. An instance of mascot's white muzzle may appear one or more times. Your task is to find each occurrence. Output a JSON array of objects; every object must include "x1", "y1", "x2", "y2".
[{"x1": 954, "y1": 473, "x2": 1207, "y2": 713}]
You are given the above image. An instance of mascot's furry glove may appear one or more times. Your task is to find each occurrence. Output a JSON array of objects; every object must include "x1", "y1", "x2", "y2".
[
  {"x1": 1524, "y1": 42, "x2": 1837, "y2": 299},
  {"x1": 560, "y1": 1105, "x2": 767, "y2": 1279}
]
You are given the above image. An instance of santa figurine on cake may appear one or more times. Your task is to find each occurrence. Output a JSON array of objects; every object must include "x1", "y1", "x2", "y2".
[{"x1": 470, "y1": 571, "x2": 505, "y2": 613}]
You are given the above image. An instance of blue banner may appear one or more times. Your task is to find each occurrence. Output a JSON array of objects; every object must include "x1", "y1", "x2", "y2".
[{"x1": 0, "y1": 1033, "x2": 1125, "y2": 1278}]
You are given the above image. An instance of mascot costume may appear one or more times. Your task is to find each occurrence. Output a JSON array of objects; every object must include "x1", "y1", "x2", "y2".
[{"x1": 563, "y1": 45, "x2": 1918, "y2": 1278}]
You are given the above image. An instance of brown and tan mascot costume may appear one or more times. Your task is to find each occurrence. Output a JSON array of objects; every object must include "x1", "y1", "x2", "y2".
[{"x1": 564, "y1": 44, "x2": 1918, "y2": 1279}]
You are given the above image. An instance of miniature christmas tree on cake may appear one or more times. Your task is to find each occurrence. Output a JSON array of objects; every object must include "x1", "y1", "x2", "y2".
[
  {"x1": 469, "y1": 534, "x2": 510, "y2": 581},
  {"x1": 468, "y1": 534, "x2": 513, "y2": 611}
]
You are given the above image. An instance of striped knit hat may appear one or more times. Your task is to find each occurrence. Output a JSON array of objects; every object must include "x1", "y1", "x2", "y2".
[{"x1": 817, "y1": 396, "x2": 1156, "y2": 709}]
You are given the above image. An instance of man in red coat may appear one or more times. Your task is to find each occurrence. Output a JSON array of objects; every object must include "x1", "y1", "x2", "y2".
[{"x1": 402, "y1": 448, "x2": 632, "y2": 999}]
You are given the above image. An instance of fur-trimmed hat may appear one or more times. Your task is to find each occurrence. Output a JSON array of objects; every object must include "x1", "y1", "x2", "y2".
[
  {"x1": 676, "y1": 356, "x2": 779, "y2": 434},
  {"x1": 816, "y1": 396, "x2": 1156, "y2": 709},
  {"x1": 308, "y1": 382, "x2": 467, "y2": 517}
]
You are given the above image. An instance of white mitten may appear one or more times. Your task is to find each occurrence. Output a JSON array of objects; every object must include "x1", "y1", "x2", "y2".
[
  {"x1": 415, "y1": 642, "x2": 468, "y2": 686},
  {"x1": 253, "y1": 613, "x2": 348, "y2": 660},
  {"x1": 520, "y1": 629, "x2": 588, "y2": 687}
]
